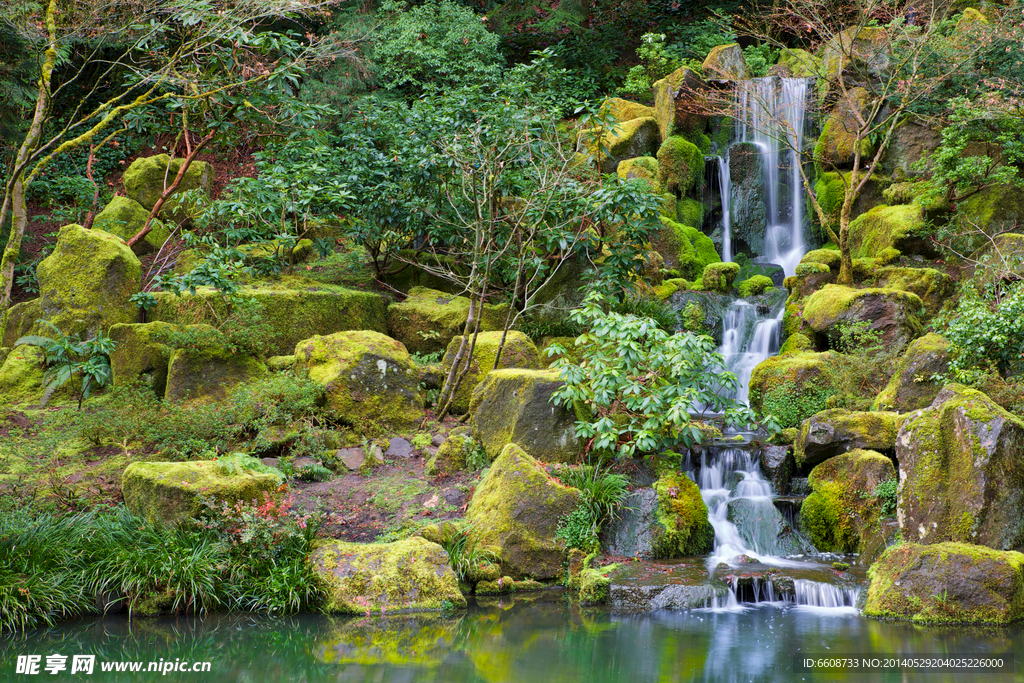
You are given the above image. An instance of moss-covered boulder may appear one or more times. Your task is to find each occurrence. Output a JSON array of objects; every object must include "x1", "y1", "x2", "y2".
[
  {"x1": 108, "y1": 321, "x2": 182, "y2": 397},
  {"x1": 801, "y1": 449, "x2": 895, "y2": 557},
  {"x1": 813, "y1": 171, "x2": 889, "y2": 228},
  {"x1": 959, "y1": 184, "x2": 1024, "y2": 237},
  {"x1": 1, "y1": 298, "x2": 41, "y2": 347},
  {"x1": 799, "y1": 248, "x2": 842, "y2": 272},
  {"x1": 652, "y1": 216, "x2": 721, "y2": 280},
  {"x1": 802, "y1": 284, "x2": 923, "y2": 351},
  {"x1": 652, "y1": 471, "x2": 714, "y2": 558},
  {"x1": 385, "y1": 287, "x2": 507, "y2": 357},
  {"x1": 92, "y1": 196, "x2": 170, "y2": 255},
  {"x1": 441, "y1": 331, "x2": 541, "y2": 414},
  {"x1": 616, "y1": 156, "x2": 660, "y2": 190},
  {"x1": 848, "y1": 203, "x2": 934, "y2": 259},
  {"x1": 150, "y1": 279, "x2": 387, "y2": 356},
  {"x1": 871, "y1": 267, "x2": 953, "y2": 317},
  {"x1": 871, "y1": 333, "x2": 950, "y2": 412},
  {"x1": 425, "y1": 434, "x2": 476, "y2": 477},
  {"x1": 896, "y1": 385, "x2": 1024, "y2": 550},
  {"x1": 165, "y1": 339, "x2": 267, "y2": 404},
  {"x1": 583, "y1": 117, "x2": 660, "y2": 172},
  {"x1": 701, "y1": 262, "x2": 740, "y2": 293},
  {"x1": 728, "y1": 142, "x2": 767, "y2": 255},
  {"x1": 652, "y1": 66, "x2": 706, "y2": 142},
  {"x1": 0, "y1": 345, "x2": 45, "y2": 405},
  {"x1": 656, "y1": 136, "x2": 704, "y2": 195},
  {"x1": 864, "y1": 542, "x2": 1024, "y2": 625},
  {"x1": 794, "y1": 409, "x2": 899, "y2": 468},
  {"x1": 122, "y1": 154, "x2": 212, "y2": 225},
  {"x1": 880, "y1": 118, "x2": 942, "y2": 178},
  {"x1": 736, "y1": 275, "x2": 773, "y2": 297},
  {"x1": 778, "y1": 48, "x2": 821, "y2": 77},
  {"x1": 814, "y1": 87, "x2": 877, "y2": 170},
  {"x1": 465, "y1": 443, "x2": 582, "y2": 579},
  {"x1": 701, "y1": 43, "x2": 749, "y2": 80},
  {"x1": 601, "y1": 97, "x2": 657, "y2": 123},
  {"x1": 122, "y1": 458, "x2": 281, "y2": 525},
  {"x1": 36, "y1": 225, "x2": 141, "y2": 336},
  {"x1": 749, "y1": 352, "x2": 844, "y2": 429},
  {"x1": 308, "y1": 537, "x2": 466, "y2": 614},
  {"x1": 295, "y1": 331, "x2": 423, "y2": 430},
  {"x1": 470, "y1": 368, "x2": 581, "y2": 464}
]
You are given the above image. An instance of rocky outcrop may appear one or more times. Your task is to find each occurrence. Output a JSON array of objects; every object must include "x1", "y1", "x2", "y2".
[
  {"x1": 749, "y1": 352, "x2": 843, "y2": 429},
  {"x1": 701, "y1": 43, "x2": 749, "y2": 80},
  {"x1": 652, "y1": 471, "x2": 714, "y2": 558},
  {"x1": 464, "y1": 443, "x2": 582, "y2": 579},
  {"x1": 802, "y1": 284, "x2": 923, "y2": 351},
  {"x1": 897, "y1": 385, "x2": 1024, "y2": 550},
  {"x1": 847, "y1": 203, "x2": 935, "y2": 259},
  {"x1": 871, "y1": 333, "x2": 950, "y2": 412},
  {"x1": 652, "y1": 66, "x2": 707, "y2": 142},
  {"x1": 794, "y1": 409, "x2": 899, "y2": 468},
  {"x1": 165, "y1": 330, "x2": 267, "y2": 403},
  {"x1": 656, "y1": 136, "x2": 704, "y2": 194},
  {"x1": 729, "y1": 142, "x2": 767, "y2": 255},
  {"x1": 122, "y1": 154, "x2": 212, "y2": 225},
  {"x1": 308, "y1": 537, "x2": 466, "y2": 614},
  {"x1": 385, "y1": 286, "x2": 507, "y2": 356},
  {"x1": 108, "y1": 321, "x2": 180, "y2": 397},
  {"x1": 864, "y1": 542, "x2": 1024, "y2": 625}
]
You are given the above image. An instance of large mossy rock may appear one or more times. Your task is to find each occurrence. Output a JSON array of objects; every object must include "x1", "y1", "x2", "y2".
[
  {"x1": 601, "y1": 97, "x2": 657, "y2": 123},
  {"x1": 701, "y1": 43, "x2": 749, "y2": 80},
  {"x1": 425, "y1": 434, "x2": 475, "y2": 477},
  {"x1": 794, "y1": 409, "x2": 898, "y2": 468},
  {"x1": 652, "y1": 471, "x2": 714, "y2": 558},
  {"x1": 813, "y1": 172, "x2": 888, "y2": 229},
  {"x1": 802, "y1": 284, "x2": 923, "y2": 351},
  {"x1": 441, "y1": 331, "x2": 540, "y2": 414},
  {"x1": 813, "y1": 87, "x2": 875, "y2": 169},
  {"x1": 616, "y1": 156, "x2": 660, "y2": 190},
  {"x1": 848, "y1": 203, "x2": 934, "y2": 259},
  {"x1": 295, "y1": 331, "x2": 423, "y2": 430},
  {"x1": 897, "y1": 385, "x2": 1024, "y2": 550},
  {"x1": 122, "y1": 154, "x2": 212, "y2": 225},
  {"x1": 36, "y1": 225, "x2": 141, "y2": 336},
  {"x1": 872, "y1": 333, "x2": 950, "y2": 412},
  {"x1": 652, "y1": 66, "x2": 707, "y2": 142},
  {"x1": 701, "y1": 262, "x2": 740, "y2": 293},
  {"x1": 2, "y1": 298, "x2": 41, "y2": 347},
  {"x1": 385, "y1": 286, "x2": 506, "y2": 356},
  {"x1": 656, "y1": 136, "x2": 704, "y2": 195},
  {"x1": 960, "y1": 184, "x2": 1024, "y2": 237},
  {"x1": 728, "y1": 142, "x2": 767, "y2": 256},
  {"x1": 871, "y1": 267, "x2": 953, "y2": 318},
  {"x1": 165, "y1": 337, "x2": 267, "y2": 404},
  {"x1": 778, "y1": 48, "x2": 821, "y2": 78},
  {"x1": 800, "y1": 449, "x2": 895, "y2": 558},
  {"x1": 863, "y1": 542, "x2": 1024, "y2": 625},
  {"x1": 0, "y1": 345, "x2": 45, "y2": 405},
  {"x1": 652, "y1": 217, "x2": 721, "y2": 280},
  {"x1": 880, "y1": 118, "x2": 942, "y2": 178},
  {"x1": 92, "y1": 196, "x2": 170, "y2": 255},
  {"x1": 749, "y1": 352, "x2": 843, "y2": 429},
  {"x1": 108, "y1": 321, "x2": 182, "y2": 397},
  {"x1": 122, "y1": 459, "x2": 281, "y2": 525},
  {"x1": 470, "y1": 368, "x2": 581, "y2": 463},
  {"x1": 583, "y1": 117, "x2": 660, "y2": 172},
  {"x1": 464, "y1": 443, "x2": 583, "y2": 579},
  {"x1": 149, "y1": 279, "x2": 387, "y2": 356},
  {"x1": 308, "y1": 537, "x2": 466, "y2": 614}
]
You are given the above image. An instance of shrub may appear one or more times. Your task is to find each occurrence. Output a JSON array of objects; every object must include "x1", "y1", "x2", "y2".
[
  {"x1": 15, "y1": 320, "x2": 116, "y2": 409},
  {"x1": 944, "y1": 281, "x2": 1024, "y2": 382}
]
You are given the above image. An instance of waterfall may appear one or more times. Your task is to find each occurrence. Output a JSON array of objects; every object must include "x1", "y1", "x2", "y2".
[
  {"x1": 793, "y1": 580, "x2": 861, "y2": 611},
  {"x1": 719, "y1": 301, "x2": 782, "y2": 405},
  {"x1": 718, "y1": 156, "x2": 733, "y2": 263}
]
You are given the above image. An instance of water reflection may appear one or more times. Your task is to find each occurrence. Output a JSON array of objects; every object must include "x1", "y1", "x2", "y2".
[{"x1": 2, "y1": 593, "x2": 1021, "y2": 682}]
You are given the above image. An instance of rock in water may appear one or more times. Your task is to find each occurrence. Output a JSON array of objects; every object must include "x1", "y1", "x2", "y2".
[
  {"x1": 465, "y1": 443, "x2": 582, "y2": 579},
  {"x1": 601, "y1": 489, "x2": 659, "y2": 559},
  {"x1": 794, "y1": 409, "x2": 899, "y2": 468},
  {"x1": 308, "y1": 537, "x2": 466, "y2": 614}
]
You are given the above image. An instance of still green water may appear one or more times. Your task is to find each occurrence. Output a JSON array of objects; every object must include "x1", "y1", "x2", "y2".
[{"x1": 2, "y1": 592, "x2": 1020, "y2": 682}]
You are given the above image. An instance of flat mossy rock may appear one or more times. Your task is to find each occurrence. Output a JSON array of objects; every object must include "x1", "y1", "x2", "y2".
[
  {"x1": 813, "y1": 87, "x2": 875, "y2": 169},
  {"x1": 165, "y1": 341, "x2": 267, "y2": 404},
  {"x1": 864, "y1": 542, "x2": 1024, "y2": 625},
  {"x1": 601, "y1": 97, "x2": 657, "y2": 123},
  {"x1": 749, "y1": 352, "x2": 843, "y2": 429},
  {"x1": 656, "y1": 136, "x2": 704, "y2": 195},
  {"x1": 848, "y1": 203, "x2": 935, "y2": 259},
  {"x1": 616, "y1": 156, "x2": 660, "y2": 191},
  {"x1": 728, "y1": 142, "x2": 767, "y2": 255},
  {"x1": 799, "y1": 248, "x2": 842, "y2": 272},
  {"x1": 652, "y1": 66, "x2": 707, "y2": 142},
  {"x1": 652, "y1": 216, "x2": 721, "y2": 280},
  {"x1": 108, "y1": 321, "x2": 183, "y2": 397},
  {"x1": 441, "y1": 331, "x2": 540, "y2": 414},
  {"x1": 308, "y1": 537, "x2": 466, "y2": 614},
  {"x1": 470, "y1": 368, "x2": 581, "y2": 464},
  {"x1": 0, "y1": 345, "x2": 45, "y2": 405},
  {"x1": 960, "y1": 184, "x2": 1024, "y2": 237},
  {"x1": 465, "y1": 443, "x2": 583, "y2": 579},
  {"x1": 122, "y1": 154, "x2": 212, "y2": 225},
  {"x1": 425, "y1": 434, "x2": 475, "y2": 477},
  {"x1": 736, "y1": 275, "x2": 773, "y2": 297},
  {"x1": 896, "y1": 385, "x2": 1024, "y2": 550},
  {"x1": 584, "y1": 117, "x2": 660, "y2": 172},
  {"x1": 701, "y1": 262, "x2": 740, "y2": 293},
  {"x1": 122, "y1": 460, "x2": 281, "y2": 525},
  {"x1": 794, "y1": 409, "x2": 899, "y2": 468},
  {"x1": 871, "y1": 267, "x2": 953, "y2": 317},
  {"x1": 652, "y1": 471, "x2": 714, "y2": 558},
  {"x1": 801, "y1": 449, "x2": 895, "y2": 557},
  {"x1": 295, "y1": 331, "x2": 423, "y2": 430},
  {"x1": 802, "y1": 284, "x2": 923, "y2": 351},
  {"x1": 701, "y1": 43, "x2": 749, "y2": 80},
  {"x1": 872, "y1": 333, "x2": 950, "y2": 412},
  {"x1": 778, "y1": 48, "x2": 821, "y2": 77},
  {"x1": 92, "y1": 196, "x2": 170, "y2": 255},
  {"x1": 385, "y1": 286, "x2": 506, "y2": 356},
  {"x1": 149, "y1": 279, "x2": 387, "y2": 356},
  {"x1": 2, "y1": 298, "x2": 41, "y2": 347},
  {"x1": 36, "y1": 224, "x2": 141, "y2": 336}
]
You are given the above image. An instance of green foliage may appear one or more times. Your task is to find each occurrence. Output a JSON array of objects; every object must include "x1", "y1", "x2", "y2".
[
  {"x1": 944, "y1": 281, "x2": 1024, "y2": 382},
  {"x1": 553, "y1": 463, "x2": 630, "y2": 548},
  {"x1": 550, "y1": 293, "x2": 763, "y2": 458},
  {"x1": 618, "y1": 33, "x2": 685, "y2": 100},
  {"x1": 437, "y1": 523, "x2": 500, "y2": 582},
  {"x1": 759, "y1": 378, "x2": 836, "y2": 430},
  {"x1": 873, "y1": 478, "x2": 898, "y2": 517},
  {"x1": 556, "y1": 504, "x2": 600, "y2": 552},
  {"x1": 15, "y1": 320, "x2": 116, "y2": 409},
  {"x1": 661, "y1": 16, "x2": 737, "y2": 65},
  {"x1": 742, "y1": 44, "x2": 778, "y2": 79},
  {"x1": 466, "y1": 439, "x2": 490, "y2": 471},
  {"x1": 411, "y1": 350, "x2": 444, "y2": 366},
  {"x1": 293, "y1": 463, "x2": 333, "y2": 482},
  {"x1": 372, "y1": 0, "x2": 503, "y2": 95},
  {"x1": 504, "y1": 46, "x2": 605, "y2": 118}
]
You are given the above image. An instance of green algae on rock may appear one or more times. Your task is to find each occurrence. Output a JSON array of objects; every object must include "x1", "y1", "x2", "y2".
[
  {"x1": 108, "y1": 321, "x2": 182, "y2": 396},
  {"x1": 656, "y1": 136, "x2": 704, "y2": 195},
  {"x1": 122, "y1": 154, "x2": 212, "y2": 225},
  {"x1": 424, "y1": 434, "x2": 475, "y2": 477},
  {"x1": 465, "y1": 443, "x2": 582, "y2": 580},
  {"x1": 802, "y1": 284, "x2": 923, "y2": 351},
  {"x1": 749, "y1": 352, "x2": 843, "y2": 429},
  {"x1": 308, "y1": 536, "x2": 466, "y2": 614},
  {"x1": 92, "y1": 196, "x2": 170, "y2": 256},
  {"x1": 165, "y1": 337, "x2": 268, "y2": 404},
  {"x1": 864, "y1": 542, "x2": 1024, "y2": 625},
  {"x1": 652, "y1": 471, "x2": 714, "y2": 558},
  {"x1": 847, "y1": 203, "x2": 934, "y2": 259},
  {"x1": 736, "y1": 275, "x2": 774, "y2": 297},
  {"x1": 652, "y1": 217, "x2": 721, "y2": 280},
  {"x1": 701, "y1": 262, "x2": 740, "y2": 293}
]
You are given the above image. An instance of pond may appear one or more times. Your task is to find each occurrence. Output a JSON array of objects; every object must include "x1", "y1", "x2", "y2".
[{"x1": 3, "y1": 592, "x2": 1020, "y2": 682}]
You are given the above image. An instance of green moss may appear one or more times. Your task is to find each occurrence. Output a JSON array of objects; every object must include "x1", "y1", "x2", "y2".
[
  {"x1": 800, "y1": 248, "x2": 842, "y2": 271},
  {"x1": 813, "y1": 89, "x2": 876, "y2": 170},
  {"x1": 848, "y1": 203, "x2": 930, "y2": 258},
  {"x1": 165, "y1": 340, "x2": 267, "y2": 404},
  {"x1": 93, "y1": 196, "x2": 170, "y2": 256},
  {"x1": 441, "y1": 331, "x2": 541, "y2": 415},
  {"x1": 701, "y1": 262, "x2": 740, "y2": 292},
  {"x1": 386, "y1": 286, "x2": 507, "y2": 356},
  {"x1": 425, "y1": 434, "x2": 475, "y2": 476},
  {"x1": 802, "y1": 284, "x2": 924, "y2": 335},
  {"x1": 616, "y1": 156, "x2": 660, "y2": 191},
  {"x1": 749, "y1": 352, "x2": 843, "y2": 428},
  {"x1": 587, "y1": 117, "x2": 660, "y2": 169},
  {"x1": 652, "y1": 217, "x2": 720, "y2": 281},
  {"x1": 702, "y1": 43, "x2": 749, "y2": 80},
  {"x1": 121, "y1": 459, "x2": 281, "y2": 525},
  {"x1": 794, "y1": 262, "x2": 831, "y2": 277},
  {"x1": 108, "y1": 321, "x2": 182, "y2": 396},
  {"x1": 652, "y1": 471, "x2": 714, "y2": 558},
  {"x1": 578, "y1": 563, "x2": 618, "y2": 603},
  {"x1": 736, "y1": 275, "x2": 773, "y2": 297},
  {"x1": 872, "y1": 267, "x2": 953, "y2": 317},
  {"x1": 600, "y1": 97, "x2": 657, "y2": 123},
  {"x1": 122, "y1": 154, "x2": 211, "y2": 224},
  {"x1": 657, "y1": 136, "x2": 704, "y2": 195},
  {"x1": 308, "y1": 537, "x2": 466, "y2": 614},
  {"x1": 779, "y1": 48, "x2": 821, "y2": 77},
  {"x1": 0, "y1": 345, "x2": 45, "y2": 405},
  {"x1": 677, "y1": 198, "x2": 705, "y2": 228},
  {"x1": 654, "y1": 281, "x2": 678, "y2": 299},
  {"x1": 779, "y1": 333, "x2": 814, "y2": 355}
]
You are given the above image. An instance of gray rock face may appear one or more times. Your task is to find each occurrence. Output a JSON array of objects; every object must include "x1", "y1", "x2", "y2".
[
  {"x1": 337, "y1": 447, "x2": 366, "y2": 471},
  {"x1": 794, "y1": 409, "x2": 899, "y2": 468},
  {"x1": 872, "y1": 333, "x2": 950, "y2": 413},
  {"x1": 610, "y1": 582, "x2": 727, "y2": 612},
  {"x1": 727, "y1": 498, "x2": 814, "y2": 556},
  {"x1": 897, "y1": 385, "x2": 1024, "y2": 550},
  {"x1": 760, "y1": 445, "x2": 793, "y2": 494},
  {"x1": 729, "y1": 142, "x2": 767, "y2": 257},
  {"x1": 385, "y1": 438, "x2": 414, "y2": 458},
  {"x1": 601, "y1": 489, "x2": 659, "y2": 559},
  {"x1": 881, "y1": 118, "x2": 942, "y2": 178}
]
